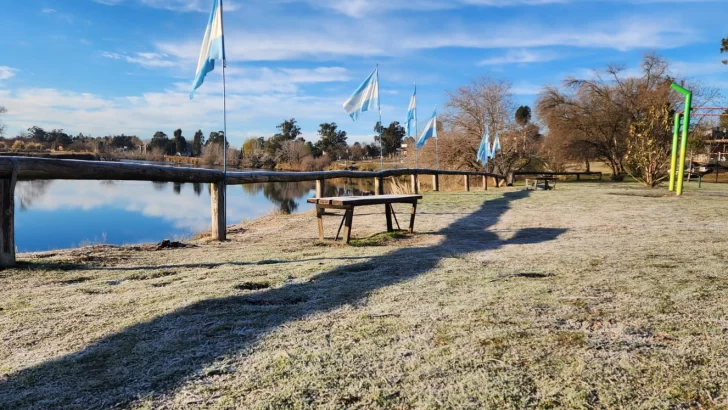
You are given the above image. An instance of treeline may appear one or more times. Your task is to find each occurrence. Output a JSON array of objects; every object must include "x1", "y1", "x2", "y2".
[{"x1": 0, "y1": 118, "x2": 410, "y2": 171}]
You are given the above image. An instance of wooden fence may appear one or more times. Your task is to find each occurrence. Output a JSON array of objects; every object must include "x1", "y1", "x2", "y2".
[{"x1": 0, "y1": 157, "x2": 505, "y2": 267}]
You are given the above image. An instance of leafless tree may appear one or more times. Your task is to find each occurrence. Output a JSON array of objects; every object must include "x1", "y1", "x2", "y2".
[{"x1": 537, "y1": 53, "x2": 719, "y2": 185}]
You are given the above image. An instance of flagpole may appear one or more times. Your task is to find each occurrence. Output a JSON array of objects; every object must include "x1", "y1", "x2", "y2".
[
  {"x1": 414, "y1": 82, "x2": 418, "y2": 171},
  {"x1": 220, "y1": 0, "x2": 227, "y2": 230},
  {"x1": 377, "y1": 63, "x2": 383, "y2": 170}
]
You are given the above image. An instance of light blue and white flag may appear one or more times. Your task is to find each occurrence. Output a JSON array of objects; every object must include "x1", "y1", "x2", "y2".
[
  {"x1": 492, "y1": 132, "x2": 501, "y2": 156},
  {"x1": 343, "y1": 68, "x2": 380, "y2": 121},
  {"x1": 190, "y1": 0, "x2": 226, "y2": 99},
  {"x1": 416, "y1": 109, "x2": 437, "y2": 150},
  {"x1": 405, "y1": 84, "x2": 416, "y2": 136},
  {"x1": 477, "y1": 127, "x2": 490, "y2": 164}
]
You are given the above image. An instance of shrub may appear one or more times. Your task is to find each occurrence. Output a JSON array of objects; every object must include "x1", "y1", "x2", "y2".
[{"x1": 11, "y1": 140, "x2": 24, "y2": 151}]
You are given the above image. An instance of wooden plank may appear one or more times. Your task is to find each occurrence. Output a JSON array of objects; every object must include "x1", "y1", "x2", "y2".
[
  {"x1": 432, "y1": 174, "x2": 439, "y2": 192},
  {"x1": 464, "y1": 175, "x2": 470, "y2": 192},
  {"x1": 316, "y1": 206, "x2": 324, "y2": 240},
  {"x1": 411, "y1": 174, "x2": 419, "y2": 194},
  {"x1": 483, "y1": 175, "x2": 488, "y2": 191},
  {"x1": 0, "y1": 157, "x2": 506, "y2": 184},
  {"x1": 6, "y1": 157, "x2": 223, "y2": 183},
  {"x1": 315, "y1": 179, "x2": 325, "y2": 198},
  {"x1": 343, "y1": 209, "x2": 354, "y2": 244},
  {"x1": 308, "y1": 195, "x2": 422, "y2": 207},
  {"x1": 375, "y1": 176, "x2": 384, "y2": 195},
  {"x1": 409, "y1": 203, "x2": 417, "y2": 233},
  {"x1": 385, "y1": 204, "x2": 393, "y2": 232},
  {"x1": 210, "y1": 182, "x2": 226, "y2": 241},
  {"x1": 0, "y1": 174, "x2": 16, "y2": 267}
]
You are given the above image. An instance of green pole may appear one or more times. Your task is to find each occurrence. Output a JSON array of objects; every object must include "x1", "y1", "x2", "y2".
[
  {"x1": 670, "y1": 83, "x2": 692, "y2": 196},
  {"x1": 668, "y1": 114, "x2": 681, "y2": 192}
]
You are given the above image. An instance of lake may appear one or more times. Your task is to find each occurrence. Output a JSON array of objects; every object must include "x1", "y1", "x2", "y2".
[{"x1": 14, "y1": 174, "x2": 376, "y2": 252}]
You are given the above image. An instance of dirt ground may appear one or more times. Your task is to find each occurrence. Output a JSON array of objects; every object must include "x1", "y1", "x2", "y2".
[{"x1": 2, "y1": 181, "x2": 728, "y2": 409}]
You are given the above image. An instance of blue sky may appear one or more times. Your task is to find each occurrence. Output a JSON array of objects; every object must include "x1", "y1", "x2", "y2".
[{"x1": 0, "y1": 0, "x2": 726, "y2": 146}]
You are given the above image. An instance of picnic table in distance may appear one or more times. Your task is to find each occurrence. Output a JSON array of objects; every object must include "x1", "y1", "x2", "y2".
[{"x1": 308, "y1": 194, "x2": 422, "y2": 244}]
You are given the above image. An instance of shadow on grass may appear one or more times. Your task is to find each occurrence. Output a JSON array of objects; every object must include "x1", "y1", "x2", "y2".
[{"x1": 0, "y1": 190, "x2": 567, "y2": 409}]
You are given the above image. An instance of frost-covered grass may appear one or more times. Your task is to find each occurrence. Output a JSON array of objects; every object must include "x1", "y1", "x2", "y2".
[{"x1": 2, "y1": 181, "x2": 728, "y2": 408}]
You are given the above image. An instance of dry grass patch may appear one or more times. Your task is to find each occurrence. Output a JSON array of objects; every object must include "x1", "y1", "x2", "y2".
[{"x1": 2, "y1": 182, "x2": 728, "y2": 408}]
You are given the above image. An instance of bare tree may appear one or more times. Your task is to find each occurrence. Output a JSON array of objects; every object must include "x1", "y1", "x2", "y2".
[
  {"x1": 428, "y1": 76, "x2": 538, "y2": 177},
  {"x1": 537, "y1": 53, "x2": 719, "y2": 185}
]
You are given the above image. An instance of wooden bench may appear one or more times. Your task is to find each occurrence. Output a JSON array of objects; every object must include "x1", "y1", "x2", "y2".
[
  {"x1": 525, "y1": 175, "x2": 557, "y2": 191},
  {"x1": 308, "y1": 195, "x2": 422, "y2": 244}
]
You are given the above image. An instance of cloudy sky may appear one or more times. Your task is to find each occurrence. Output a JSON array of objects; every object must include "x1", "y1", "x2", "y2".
[{"x1": 0, "y1": 0, "x2": 726, "y2": 146}]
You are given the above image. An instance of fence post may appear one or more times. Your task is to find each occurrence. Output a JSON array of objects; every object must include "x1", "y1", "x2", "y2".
[
  {"x1": 483, "y1": 175, "x2": 488, "y2": 191},
  {"x1": 0, "y1": 168, "x2": 16, "y2": 267},
  {"x1": 464, "y1": 175, "x2": 470, "y2": 192},
  {"x1": 375, "y1": 176, "x2": 384, "y2": 195},
  {"x1": 432, "y1": 173, "x2": 440, "y2": 192},
  {"x1": 210, "y1": 181, "x2": 226, "y2": 241},
  {"x1": 410, "y1": 174, "x2": 419, "y2": 194},
  {"x1": 316, "y1": 179, "x2": 325, "y2": 198}
]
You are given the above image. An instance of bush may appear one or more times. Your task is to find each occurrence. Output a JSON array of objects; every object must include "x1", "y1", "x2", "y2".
[{"x1": 11, "y1": 140, "x2": 24, "y2": 151}]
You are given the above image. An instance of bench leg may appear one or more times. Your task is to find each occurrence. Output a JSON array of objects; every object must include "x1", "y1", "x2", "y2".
[
  {"x1": 316, "y1": 206, "x2": 324, "y2": 240},
  {"x1": 343, "y1": 208, "x2": 354, "y2": 244},
  {"x1": 390, "y1": 204, "x2": 401, "y2": 231},
  {"x1": 409, "y1": 202, "x2": 417, "y2": 233},
  {"x1": 385, "y1": 204, "x2": 393, "y2": 232}
]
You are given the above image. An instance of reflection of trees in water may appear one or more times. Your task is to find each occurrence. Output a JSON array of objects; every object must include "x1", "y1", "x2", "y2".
[
  {"x1": 242, "y1": 181, "x2": 316, "y2": 214},
  {"x1": 324, "y1": 178, "x2": 375, "y2": 197},
  {"x1": 152, "y1": 182, "x2": 168, "y2": 191},
  {"x1": 16, "y1": 180, "x2": 53, "y2": 211},
  {"x1": 193, "y1": 183, "x2": 202, "y2": 197},
  {"x1": 173, "y1": 182, "x2": 182, "y2": 195}
]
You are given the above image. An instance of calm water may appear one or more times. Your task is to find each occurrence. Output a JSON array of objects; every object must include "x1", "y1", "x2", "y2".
[{"x1": 15, "y1": 175, "x2": 374, "y2": 252}]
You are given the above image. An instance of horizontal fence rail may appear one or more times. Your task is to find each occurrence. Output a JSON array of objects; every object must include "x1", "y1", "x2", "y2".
[{"x1": 0, "y1": 157, "x2": 505, "y2": 267}]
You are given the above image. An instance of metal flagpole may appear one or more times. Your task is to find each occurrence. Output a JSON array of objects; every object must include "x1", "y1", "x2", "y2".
[
  {"x1": 414, "y1": 82, "x2": 418, "y2": 170},
  {"x1": 377, "y1": 64, "x2": 383, "y2": 170},
  {"x1": 220, "y1": 0, "x2": 227, "y2": 229}
]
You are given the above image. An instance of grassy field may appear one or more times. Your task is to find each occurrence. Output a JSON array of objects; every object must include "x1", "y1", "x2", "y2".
[{"x1": 2, "y1": 181, "x2": 728, "y2": 408}]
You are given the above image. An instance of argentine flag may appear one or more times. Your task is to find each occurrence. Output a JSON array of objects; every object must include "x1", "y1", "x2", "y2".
[
  {"x1": 416, "y1": 109, "x2": 437, "y2": 150},
  {"x1": 190, "y1": 0, "x2": 226, "y2": 99},
  {"x1": 477, "y1": 127, "x2": 490, "y2": 164},
  {"x1": 405, "y1": 84, "x2": 416, "y2": 136},
  {"x1": 343, "y1": 68, "x2": 380, "y2": 121},
  {"x1": 492, "y1": 132, "x2": 502, "y2": 155}
]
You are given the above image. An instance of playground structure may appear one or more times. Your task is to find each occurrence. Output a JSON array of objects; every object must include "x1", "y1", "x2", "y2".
[{"x1": 669, "y1": 83, "x2": 728, "y2": 195}]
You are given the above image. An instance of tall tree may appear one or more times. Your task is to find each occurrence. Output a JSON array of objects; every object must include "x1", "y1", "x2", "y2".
[
  {"x1": 150, "y1": 131, "x2": 171, "y2": 153},
  {"x1": 374, "y1": 121, "x2": 406, "y2": 157},
  {"x1": 206, "y1": 130, "x2": 226, "y2": 146},
  {"x1": 722, "y1": 37, "x2": 728, "y2": 64},
  {"x1": 191, "y1": 130, "x2": 204, "y2": 156},
  {"x1": 173, "y1": 129, "x2": 187, "y2": 154},
  {"x1": 266, "y1": 118, "x2": 302, "y2": 154},
  {"x1": 515, "y1": 106, "x2": 532, "y2": 126},
  {"x1": 315, "y1": 122, "x2": 347, "y2": 158}
]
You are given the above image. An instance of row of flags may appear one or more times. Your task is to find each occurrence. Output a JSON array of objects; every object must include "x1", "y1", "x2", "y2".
[
  {"x1": 342, "y1": 67, "x2": 439, "y2": 154},
  {"x1": 189, "y1": 0, "x2": 500, "y2": 168}
]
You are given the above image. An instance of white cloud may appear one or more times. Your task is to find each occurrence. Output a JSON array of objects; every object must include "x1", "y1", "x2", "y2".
[
  {"x1": 478, "y1": 49, "x2": 560, "y2": 66},
  {"x1": 93, "y1": 0, "x2": 239, "y2": 12},
  {"x1": 41, "y1": 8, "x2": 56, "y2": 13},
  {"x1": 0, "y1": 66, "x2": 17, "y2": 82},
  {"x1": 102, "y1": 51, "x2": 177, "y2": 68}
]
